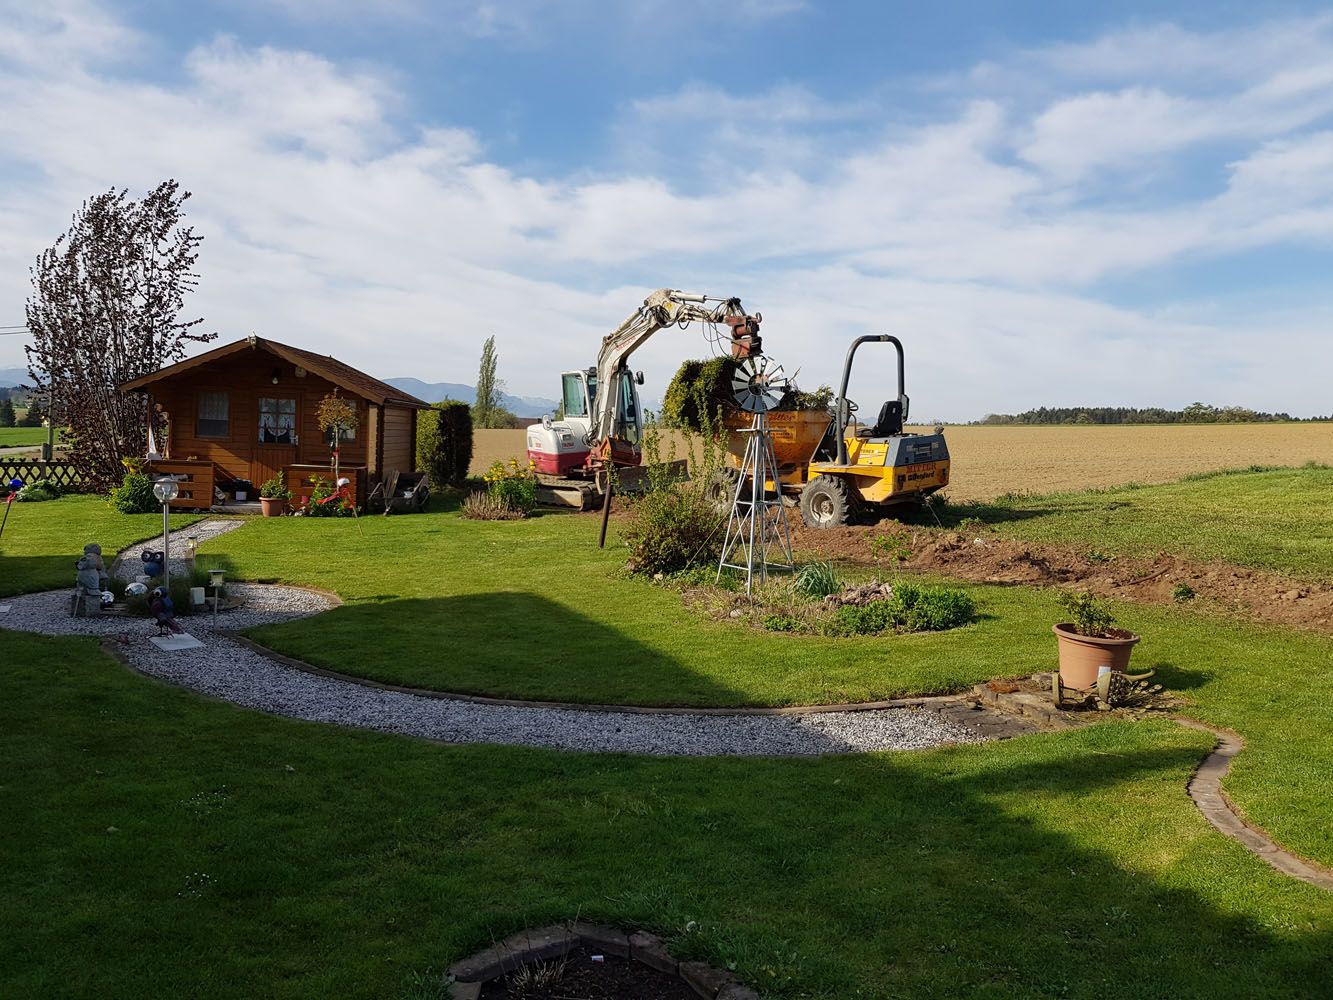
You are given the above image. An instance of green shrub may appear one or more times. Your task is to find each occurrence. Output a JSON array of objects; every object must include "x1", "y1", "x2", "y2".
[
  {"x1": 258, "y1": 470, "x2": 291, "y2": 500},
  {"x1": 622, "y1": 480, "x2": 727, "y2": 576},
  {"x1": 821, "y1": 583, "x2": 975, "y2": 637},
  {"x1": 890, "y1": 581, "x2": 976, "y2": 632},
  {"x1": 1172, "y1": 582, "x2": 1196, "y2": 602},
  {"x1": 484, "y1": 459, "x2": 537, "y2": 516},
  {"x1": 15, "y1": 479, "x2": 60, "y2": 502},
  {"x1": 763, "y1": 613, "x2": 803, "y2": 632},
  {"x1": 671, "y1": 565, "x2": 740, "y2": 591},
  {"x1": 417, "y1": 400, "x2": 474, "y2": 486},
  {"x1": 793, "y1": 561, "x2": 840, "y2": 599},
  {"x1": 1058, "y1": 590, "x2": 1117, "y2": 636},
  {"x1": 109, "y1": 472, "x2": 157, "y2": 514}
]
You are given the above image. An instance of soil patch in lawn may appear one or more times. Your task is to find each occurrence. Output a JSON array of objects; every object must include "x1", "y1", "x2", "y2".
[
  {"x1": 792, "y1": 525, "x2": 1333, "y2": 633},
  {"x1": 479, "y1": 946, "x2": 697, "y2": 1000}
]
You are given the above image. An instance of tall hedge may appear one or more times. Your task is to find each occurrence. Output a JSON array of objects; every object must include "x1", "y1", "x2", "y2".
[{"x1": 417, "y1": 400, "x2": 474, "y2": 486}]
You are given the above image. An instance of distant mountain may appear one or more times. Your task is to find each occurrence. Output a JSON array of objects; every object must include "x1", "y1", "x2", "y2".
[
  {"x1": 0, "y1": 367, "x2": 30, "y2": 387},
  {"x1": 385, "y1": 377, "x2": 558, "y2": 418}
]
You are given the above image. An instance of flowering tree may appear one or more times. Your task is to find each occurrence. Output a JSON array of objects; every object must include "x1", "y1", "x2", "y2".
[
  {"x1": 24, "y1": 181, "x2": 215, "y2": 488},
  {"x1": 315, "y1": 390, "x2": 359, "y2": 481}
]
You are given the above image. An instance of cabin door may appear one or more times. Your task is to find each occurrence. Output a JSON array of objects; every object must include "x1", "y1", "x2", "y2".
[{"x1": 251, "y1": 396, "x2": 299, "y2": 491}]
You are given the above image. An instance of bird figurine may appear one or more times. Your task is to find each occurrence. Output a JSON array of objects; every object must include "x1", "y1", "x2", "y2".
[{"x1": 148, "y1": 587, "x2": 184, "y2": 636}]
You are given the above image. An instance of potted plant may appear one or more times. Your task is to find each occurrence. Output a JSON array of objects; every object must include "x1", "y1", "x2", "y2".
[
  {"x1": 258, "y1": 470, "x2": 291, "y2": 517},
  {"x1": 1053, "y1": 591, "x2": 1140, "y2": 689}
]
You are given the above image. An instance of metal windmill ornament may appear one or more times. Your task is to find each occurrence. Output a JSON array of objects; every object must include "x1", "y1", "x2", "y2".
[
  {"x1": 731, "y1": 356, "x2": 788, "y2": 413},
  {"x1": 717, "y1": 355, "x2": 795, "y2": 592}
]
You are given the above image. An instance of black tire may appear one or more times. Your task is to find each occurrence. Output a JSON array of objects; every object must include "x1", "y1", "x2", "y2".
[
  {"x1": 705, "y1": 467, "x2": 742, "y2": 512},
  {"x1": 800, "y1": 475, "x2": 856, "y2": 529}
]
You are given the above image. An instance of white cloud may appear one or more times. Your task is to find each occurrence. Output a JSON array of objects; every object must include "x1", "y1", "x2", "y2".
[{"x1": 1, "y1": 3, "x2": 1332, "y2": 417}]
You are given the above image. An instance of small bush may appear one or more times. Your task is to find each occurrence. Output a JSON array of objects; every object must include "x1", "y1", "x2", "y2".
[
  {"x1": 15, "y1": 478, "x2": 60, "y2": 502},
  {"x1": 258, "y1": 470, "x2": 291, "y2": 500},
  {"x1": 460, "y1": 491, "x2": 524, "y2": 521},
  {"x1": 671, "y1": 565, "x2": 740, "y2": 591},
  {"x1": 822, "y1": 583, "x2": 975, "y2": 637},
  {"x1": 483, "y1": 459, "x2": 538, "y2": 516},
  {"x1": 1058, "y1": 590, "x2": 1117, "y2": 636},
  {"x1": 763, "y1": 613, "x2": 803, "y2": 632},
  {"x1": 622, "y1": 481, "x2": 727, "y2": 576},
  {"x1": 1172, "y1": 582, "x2": 1196, "y2": 602},
  {"x1": 890, "y1": 581, "x2": 976, "y2": 632},
  {"x1": 869, "y1": 527, "x2": 912, "y2": 567},
  {"x1": 109, "y1": 472, "x2": 157, "y2": 514},
  {"x1": 793, "y1": 561, "x2": 840, "y2": 599}
]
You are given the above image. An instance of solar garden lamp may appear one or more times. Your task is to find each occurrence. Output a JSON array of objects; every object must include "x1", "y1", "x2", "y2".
[
  {"x1": 209, "y1": 568, "x2": 225, "y2": 623},
  {"x1": 153, "y1": 477, "x2": 179, "y2": 588},
  {"x1": 186, "y1": 535, "x2": 198, "y2": 562}
]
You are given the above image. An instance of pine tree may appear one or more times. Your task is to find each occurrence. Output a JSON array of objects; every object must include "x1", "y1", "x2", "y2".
[{"x1": 0, "y1": 397, "x2": 14, "y2": 427}]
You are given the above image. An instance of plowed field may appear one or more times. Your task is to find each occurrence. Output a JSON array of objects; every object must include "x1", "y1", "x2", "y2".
[{"x1": 471, "y1": 423, "x2": 1333, "y2": 500}]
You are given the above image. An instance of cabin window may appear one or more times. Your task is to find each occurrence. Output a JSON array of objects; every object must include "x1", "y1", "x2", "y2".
[
  {"x1": 258, "y1": 397, "x2": 297, "y2": 444},
  {"x1": 197, "y1": 391, "x2": 230, "y2": 438},
  {"x1": 561, "y1": 373, "x2": 588, "y2": 418}
]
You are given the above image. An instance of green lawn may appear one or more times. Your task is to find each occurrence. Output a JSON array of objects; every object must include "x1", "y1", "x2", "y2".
[
  {"x1": 942, "y1": 464, "x2": 1333, "y2": 580},
  {"x1": 3, "y1": 476, "x2": 1332, "y2": 997},
  {"x1": 0, "y1": 426, "x2": 50, "y2": 447},
  {"x1": 0, "y1": 494, "x2": 203, "y2": 597},
  {"x1": 3, "y1": 630, "x2": 1331, "y2": 999}
]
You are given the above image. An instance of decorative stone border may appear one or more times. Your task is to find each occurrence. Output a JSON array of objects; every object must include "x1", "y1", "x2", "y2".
[
  {"x1": 446, "y1": 923, "x2": 759, "y2": 1000},
  {"x1": 1175, "y1": 719, "x2": 1333, "y2": 891}
]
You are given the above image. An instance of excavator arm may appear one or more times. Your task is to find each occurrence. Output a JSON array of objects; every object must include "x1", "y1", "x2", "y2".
[{"x1": 588, "y1": 288, "x2": 761, "y2": 465}]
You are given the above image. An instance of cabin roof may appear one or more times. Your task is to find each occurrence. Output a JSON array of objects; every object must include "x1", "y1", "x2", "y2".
[{"x1": 118, "y1": 335, "x2": 430, "y2": 409}]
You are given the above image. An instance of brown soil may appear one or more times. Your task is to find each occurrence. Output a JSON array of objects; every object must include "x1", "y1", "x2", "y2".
[
  {"x1": 479, "y1": 946, "x2": 697, "y2": 1000},
  {"x1": 791, "y1": 523, "x2": 1333, "y2": 633}
]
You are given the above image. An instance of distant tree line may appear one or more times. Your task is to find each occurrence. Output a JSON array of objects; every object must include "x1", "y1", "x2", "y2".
[{"x1": 974, "y1": 403, "x2": 1330, "y2": 425}]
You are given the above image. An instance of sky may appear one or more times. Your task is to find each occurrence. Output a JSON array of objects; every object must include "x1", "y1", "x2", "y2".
[{"x1": 2, "y1": 0, "x2": 1332, "y2": 420}]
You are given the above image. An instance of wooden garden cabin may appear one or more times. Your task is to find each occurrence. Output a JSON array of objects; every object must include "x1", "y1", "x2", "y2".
[{"x1": 119, "y1": 335, "x2": 429, "y2": 509}]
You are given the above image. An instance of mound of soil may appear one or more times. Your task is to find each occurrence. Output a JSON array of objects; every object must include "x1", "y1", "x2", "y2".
[
  {"x1": 480, "y1": 946, "x2": 696, "y2": 1000},
  {"x1": 791, "y1": 524, "x2": 1333, "y2": 633}
]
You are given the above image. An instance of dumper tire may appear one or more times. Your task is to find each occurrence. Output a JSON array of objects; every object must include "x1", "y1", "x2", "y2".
[
  {"x1": 800, "y1": 475, "x2": 856, "y2": 529},
  {"x1": 705, "y1": 467, "x2": 743, "y2": 513}
]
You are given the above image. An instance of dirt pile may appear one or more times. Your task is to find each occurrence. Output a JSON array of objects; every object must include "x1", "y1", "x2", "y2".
[{"x1": 791, "y1": 524, "x2": 1333, "y2": 633}]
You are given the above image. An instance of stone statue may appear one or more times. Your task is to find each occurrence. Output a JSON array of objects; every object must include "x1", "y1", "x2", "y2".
[{"x1": 73, "y1": 543, "x2": 110, "y2": 616}]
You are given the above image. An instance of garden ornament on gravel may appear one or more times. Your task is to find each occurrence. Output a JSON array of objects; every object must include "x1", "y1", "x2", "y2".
[
  {"x1": 72, "y1": 542, "x2": 109, "y2": 616},
  {"x1": 148, "y1": 586, "x2": 184, "y2": 636}
]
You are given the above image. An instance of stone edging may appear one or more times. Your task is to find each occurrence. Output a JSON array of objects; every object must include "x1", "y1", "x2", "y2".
[
  {"x1": 446, "y1": 923, "x2": 758, "y2": 1000},
  {"x1": 1174, "y1": 718, "x2": 1333, "y2": 891}
]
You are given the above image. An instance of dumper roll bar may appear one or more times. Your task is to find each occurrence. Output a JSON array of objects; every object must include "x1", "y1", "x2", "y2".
[{"x1": 834, "y1": 334, "x2": 908, "y2": 467}]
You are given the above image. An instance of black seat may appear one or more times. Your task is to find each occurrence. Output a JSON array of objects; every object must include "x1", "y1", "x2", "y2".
[{"x1": 871, "y1": 400, "x2": 903, "y2": 437}]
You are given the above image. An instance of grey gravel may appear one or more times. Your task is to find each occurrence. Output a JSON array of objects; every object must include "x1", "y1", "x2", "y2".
[
  {"x1": 112, "y1": 518, "x2": 243, "y2": 581},
  {"x1": 4, "y1": 525, "x2": 985, "y2": 757}
]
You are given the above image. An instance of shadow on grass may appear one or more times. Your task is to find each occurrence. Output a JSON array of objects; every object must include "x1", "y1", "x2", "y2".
[
  {"x1": 6, "y1": 630, "x2": 1330, "y2": 999},
  {"x1": 245, "y1": 591, "x2": 754, "y2": 709},
  {"x1": 886, "y1": 499, "x2": 1057, "y2": 529}
]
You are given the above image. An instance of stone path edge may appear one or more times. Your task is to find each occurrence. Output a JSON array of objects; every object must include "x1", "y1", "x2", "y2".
[
  {"x1": 225, "y1": 631, "x2": 985, "y2": 718},
  {"x1": 1174, "y1": 718, "x2": 1333, "y2": 891}
]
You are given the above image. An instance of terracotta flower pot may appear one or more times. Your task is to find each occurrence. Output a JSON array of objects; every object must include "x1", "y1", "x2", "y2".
[
  {"x1": 1052, "y1": 624, "x2": 1140, "y2": 689},
  {"x1": 259, "y1": 496, "x2": 287, "y2": 517}
]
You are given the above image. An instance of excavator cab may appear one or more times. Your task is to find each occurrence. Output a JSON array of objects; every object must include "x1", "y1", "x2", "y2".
[{"x1": 799, "y1": 335, "x2": 950, "y2": 528}]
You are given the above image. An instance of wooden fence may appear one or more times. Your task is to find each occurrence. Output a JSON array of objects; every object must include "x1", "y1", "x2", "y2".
[{"x1": 0, "y1": 460, "x2": 83, "y2": 491}]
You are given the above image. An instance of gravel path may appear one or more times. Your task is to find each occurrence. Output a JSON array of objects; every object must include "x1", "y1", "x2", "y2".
[
  {"x1": 2, "y1": 523, "x2": 990, "y2": 757},
  {"x1": 112, "y1": 519, "x2": 243, "y2": 581}
]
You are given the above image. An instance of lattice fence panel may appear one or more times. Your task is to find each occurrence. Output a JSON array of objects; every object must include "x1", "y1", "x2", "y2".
[{"x1": 1, "y1": 460, "x2": 85, "y2": 491}]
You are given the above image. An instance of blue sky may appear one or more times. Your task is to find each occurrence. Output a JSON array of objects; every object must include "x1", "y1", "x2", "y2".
[{"x1": 2, "y1": 0, "x2": 1332, "y2": 418}]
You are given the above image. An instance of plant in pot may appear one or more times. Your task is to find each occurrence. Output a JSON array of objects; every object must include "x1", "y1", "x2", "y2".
[
  {"x1": 258, "y1": 470, "x2": 291, "y2": 517},
  {"x1": 1053, "y1": 590, "x2": 1140, "y2": 689}
]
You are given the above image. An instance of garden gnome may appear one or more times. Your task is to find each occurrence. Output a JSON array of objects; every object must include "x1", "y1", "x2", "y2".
[
  {"x1": 73, "y1": 543, "x2": 109, "y2": 616},
  {"x1": 148, "y1": 587, "x2": 184, "y2": 636}
]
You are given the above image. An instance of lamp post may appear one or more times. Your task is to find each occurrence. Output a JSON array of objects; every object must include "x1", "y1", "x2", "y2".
[
  {"x1": 153, "y1": 477, "x2": 179, "y2": 589},
  {"x1": 209, "y1": 568, "x2": 225, "y2": 624}
]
